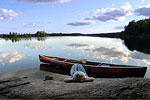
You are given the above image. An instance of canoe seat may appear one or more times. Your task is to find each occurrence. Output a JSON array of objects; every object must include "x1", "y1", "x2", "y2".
[
  {"x1": 79, "y1": 59, "x2": 87, "y2": 64},
  {"x1": 51, "y1": 58, "x2": 57, "y2": 60},
  {"x1": 96, "y1": 63, "x2": 103, "y2": 67},
  {"x1": 64, "y1": 59, "x2": 70, "y2": 62}
]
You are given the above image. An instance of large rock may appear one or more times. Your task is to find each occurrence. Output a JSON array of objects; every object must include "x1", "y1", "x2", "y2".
[{"x1": 0, "y1": 67, "x2": 150, "y2": 99}]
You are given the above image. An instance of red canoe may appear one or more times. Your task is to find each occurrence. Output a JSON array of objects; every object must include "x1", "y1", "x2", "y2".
[{"x1": 39, "y1": 55, "x2": 147, "y2": 78}]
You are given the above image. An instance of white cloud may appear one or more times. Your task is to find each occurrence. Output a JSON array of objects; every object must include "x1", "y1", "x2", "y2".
[
  {"x1": 93, "y1": 47, "x2": 129, "y2": 58},
  {"x1": 24, "y1": 43, "x2": 45, "y2": 49},
  {"x1": 86, "y1": 2, "x2": 150, "y2": 23},
  {"x1": 21, "y1": 21, "x2": 52, "y2": 28},
  {"x1": 68, "y1": 43, "x2": 94, "y2": 50},
  {"x1": 21, "y1": 22, "x2": 41, "y2": 28},
  {"x1": 67, "y1": 20, "x2": 96, "y2": 26},
  {"x1": 7, "y1": 55, "x2": 25, "y2": 63},
  {"x1": 88, "y1": 2, "x2": 133, "y2": 22},
  {"x1": 83, "y1": 2, "x2": 150, "y2": 24},
  {"x1": 120, "y1": 2, "x2": 131, "y2": 10},
  {"x1": 93, "y1": 9, "x2": 132, "y2": 22},
  {"x1": 0, "y1": 51, "x2": 18, "y2": 58},
  {"x1": 90, "y1": 9, "x2": 107, "y2": 15},
  {"x1": 86, "y1": 46, "x2": 150, "y2": 65},
  {"x1": 0, "y1": 51, "x2": 25, "y2": 65},
  {"x1": 24, "y1": 43, "x2": 57, "y2": 50},
  {"x1": 134, "y1": 5, "x2": 150, "y2": 17},
  {"x1": 0, "y1": 8, "x2": 20, "y2": 21},
  {"x1": 90, "y1": 47, "x2": 129, "y2": 63},
  {"x1": 130, "y1": 52, "x2": 150, "y2": 64},
  {"x1": 18, "y1": 0, "x2": 71, "y2": 3}
]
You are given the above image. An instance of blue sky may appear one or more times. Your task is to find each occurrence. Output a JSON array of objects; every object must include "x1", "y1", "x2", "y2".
[{"x1": 0, "y1": 0, "x2": 150, "y2": 34}]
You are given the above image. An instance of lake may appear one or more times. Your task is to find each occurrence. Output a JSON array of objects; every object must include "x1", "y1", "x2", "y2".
[{"x1": 0, "y1": 36, "x2": 149, "y2": 78}]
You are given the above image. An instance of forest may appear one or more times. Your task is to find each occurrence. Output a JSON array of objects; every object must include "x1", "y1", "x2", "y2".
[
  {"x1": 120, "y1": 18, "x2": 150, "y2": 38},
  {"x1": 0, "y1": 31, "x2": 49, "y2": 38}
]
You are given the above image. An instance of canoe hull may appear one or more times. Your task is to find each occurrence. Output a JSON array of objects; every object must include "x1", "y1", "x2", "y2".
[{"x1": 39, "y1": 55, "x2": 147, "y2": 78}]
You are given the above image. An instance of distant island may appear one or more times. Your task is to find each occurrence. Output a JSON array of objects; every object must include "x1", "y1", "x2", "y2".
[{"x1": 0, "y1": 18, "x2": 150, "y2": 39}]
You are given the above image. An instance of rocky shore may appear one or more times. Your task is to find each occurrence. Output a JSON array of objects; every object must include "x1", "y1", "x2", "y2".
[{"x1": 0, "y1": 66, "x2": 150, "y2": 99}]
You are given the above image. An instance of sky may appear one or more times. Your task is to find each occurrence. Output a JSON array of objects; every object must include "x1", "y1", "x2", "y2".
[{"x1": 0, "y1": 0, "x2": 150, "y2": 34}]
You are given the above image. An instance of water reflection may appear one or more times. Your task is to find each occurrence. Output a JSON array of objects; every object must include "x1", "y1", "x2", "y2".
[
  {"x1": 24, "y1": 43, "x2": 56, "y2": 50},
  {"x1": 67, "y1": 43, "x2": 150, "y2": 66},
  {"x1": 90, "y1": 47, "x2": 129, "y2": 63},
  {"x1": 0, "y1": 36, "x2": 150, "y2": 77},
  {"x1": 24, "y1": 43, "x2": 46, "y2": 50},
  {"x1": 130, "y1": 52, "x2": 150, "y2": 64},
  {"x1": 89, "y1": 46, "x2": 150, "y2": 65},
  {"x1": 0, "y1": 51, "x2": 25, "y2": 65},
  {"x1": 4, "y1": 38, "x2": 31, "y2": 43},
  {"x1": 123, "y1": 38, "x2": 150, "y2": 54},
  {"x1": 3, "y1": 37, "x2": 47, "y2": 43},
  {"x1": 37, "y1": 37, "x2": 47, "y2": 41},
  {"x1": 68, "y1": 43, "x2": 94, "y2": 50}
]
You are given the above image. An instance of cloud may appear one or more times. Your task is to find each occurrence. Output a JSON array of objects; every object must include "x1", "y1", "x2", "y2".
[
  {"x1": 0, "y1": 51, "x2": 25, "y2": 65},
  {"x1": 21, "y1": 21, "x2": 52, "y2": 28},
  {"x1": 0, "y1": 51, "x2": 18, "y2": 58},
  {"x1": 93, "y1": 47, "x2": 129, "y2": 58},
  {"x1": 120, "y1": 2, "x2": 131, "y2": 10},
  {"x1": 67, "y1": 20, "x2": 96, "y2": 26},
  {"x1": 130, "y1": 52, "x2": 150, "y2": 64},
  {"x1": 84, "y1": 2, "x2": 150, "y2": 23},
  {"x1": 7, "y1": 55, "x2": 25, "y2": 63},
  {"x1": 88, "y1": 2, "x2": 133, "y2": 22},
  {"x1": 24, "y1": 43, "x2": 45, "y2": 49},
  {"x1": 67, "y1": 43, "x2": 94, "y2": 50},
  {"x1": 21, "y1": 22, "x2": 41, "y2": 28},
  {"x1": 93, "y1": 9, "x2": 132, "y2": 22},
  {"x1": 85, "y1": 46, "x2": 150, "y2": 65},
  {"x1": 90, "y1": 9, "x2": 107, "y2": 15},
  {"x1": 24, "y1": 43, "x2": 57, "y2": 50},
  {"x1": 89, "y1": 47, "x2": 129, "y2": 63},
  {"x1": 114, "y1": 26, "x2": 125, "y2": 30},
  {"x1": 0, "y1": 8, "x2": 20, "y2": 21},
  {"x1": 134, "y1": 5, "x2": 150, "y2": 17},
  {"x1": 18, "y1": 0, "x2": 71, "y2": 4}
]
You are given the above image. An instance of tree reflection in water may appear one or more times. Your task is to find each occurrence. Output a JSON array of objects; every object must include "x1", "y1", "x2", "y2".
[
  {"x1": 123, "y1": 38, "x2": 150, "y2": 54},
  {"x1": 3, "y1": 37, "x2": 47, "y2": 43}
]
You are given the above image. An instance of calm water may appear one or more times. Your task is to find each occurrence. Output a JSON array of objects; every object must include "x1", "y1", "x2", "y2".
[{"x1": 0, "y1": 36, "x2": 149, "y2": 78}]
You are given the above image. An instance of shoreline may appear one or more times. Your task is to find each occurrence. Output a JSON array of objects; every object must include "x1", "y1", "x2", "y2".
[
  {"x1": 0, "y1": 32, "x2": 120, "y2": 39},
  {"x1": 0, "y1": 66, "x2": 150, "y2": 99}
]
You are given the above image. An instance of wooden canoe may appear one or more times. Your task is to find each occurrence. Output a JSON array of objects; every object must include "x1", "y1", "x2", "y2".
[{"x1": 39, "y1": 55, "x2": 147, "y2": 78}]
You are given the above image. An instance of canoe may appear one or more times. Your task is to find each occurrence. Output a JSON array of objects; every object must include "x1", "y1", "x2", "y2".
[
  {"x1": 39, "y1": 55, "x2": 147, "y2": 78},
  {"x1": 40, "y1": 64, "x2": 70, "y2": 75}
]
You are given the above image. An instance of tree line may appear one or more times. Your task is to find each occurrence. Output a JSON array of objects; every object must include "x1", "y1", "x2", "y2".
[
  {"x1": 0, "y1": 31, "x2": 49, "y2": 38},
  {"x1": 120, "y1": 17, "x2": 150, "y2": 39},
  {"x1": 0, "y1": 31, "x2": 85, "y2": 38}
]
